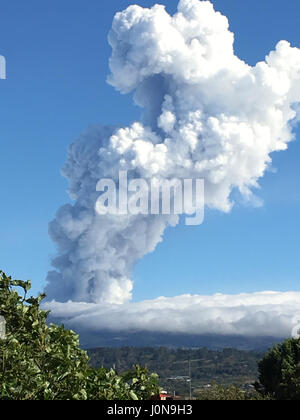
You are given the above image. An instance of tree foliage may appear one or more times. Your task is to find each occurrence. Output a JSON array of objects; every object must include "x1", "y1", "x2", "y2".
[
  {"x1": 257, "y1": 337, "x2": 300, "y2": 400},
  {"x1": 196, "y1": 384, "x2": 268, "y2": 400},
  {"x1": 0, "y1": 271, "x2": 160, "y2": 400}
]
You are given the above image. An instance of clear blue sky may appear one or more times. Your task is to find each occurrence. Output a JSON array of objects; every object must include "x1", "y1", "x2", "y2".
[{"x1": 0, "y1": 0, "x2": 300, "y2": 300}]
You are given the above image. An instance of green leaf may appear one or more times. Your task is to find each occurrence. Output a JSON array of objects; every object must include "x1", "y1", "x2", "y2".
[{"x1": 129, "y1": 391, "x2": 139, "y2": 400}]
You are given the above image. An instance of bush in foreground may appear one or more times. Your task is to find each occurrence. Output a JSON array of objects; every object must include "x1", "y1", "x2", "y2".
[{"x1": 0, "y1": 271, "x2": 160, "y2": 400}]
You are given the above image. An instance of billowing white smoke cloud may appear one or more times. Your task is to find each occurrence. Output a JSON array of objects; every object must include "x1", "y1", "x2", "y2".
[
  {"x1": 45, "y1": 0, "x2": 300, "y2": 306},
  {"x1": 44, "y1": 291, "x2": 300, "y2": 338}
]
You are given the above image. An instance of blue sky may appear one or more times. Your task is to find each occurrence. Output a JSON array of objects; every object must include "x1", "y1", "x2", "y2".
[{"x1": 0, "y1": 0, "x2": 300, "y2": 301}]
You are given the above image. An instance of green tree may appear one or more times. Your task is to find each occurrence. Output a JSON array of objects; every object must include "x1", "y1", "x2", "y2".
[
  {"x1": 257, "y1": 337, "x2": 300, "y2": 400},
  {"x1": 0, "y1": 271, "x2": 160, "y2": 400}
]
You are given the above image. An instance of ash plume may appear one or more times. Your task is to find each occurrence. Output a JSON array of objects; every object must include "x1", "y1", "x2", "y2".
[{"x1": 45, "y1": 0, "x2": 300, "y2": 305}]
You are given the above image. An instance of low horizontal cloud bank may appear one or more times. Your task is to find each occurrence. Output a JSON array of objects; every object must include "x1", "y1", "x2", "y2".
[{"x1": 44, "y1": 291, "x2": 300, "y2": 338}]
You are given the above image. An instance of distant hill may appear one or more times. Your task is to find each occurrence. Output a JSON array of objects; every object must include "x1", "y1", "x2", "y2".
[
  {"x1": 87, "y1": 346, "x2": 264, "y2": 397},
  {"x1": 75, "y1": 329, "x2": 282, "y2": 351}
]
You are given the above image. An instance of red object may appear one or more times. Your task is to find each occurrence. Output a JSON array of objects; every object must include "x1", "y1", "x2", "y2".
[{"x1": 151, "y1": 392, "x2": 172, "y2": 400}]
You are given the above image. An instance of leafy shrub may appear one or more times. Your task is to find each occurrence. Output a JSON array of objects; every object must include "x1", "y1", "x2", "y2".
[{"x1": 0, "y1": 271, "x2": 160, "y2": 400}]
